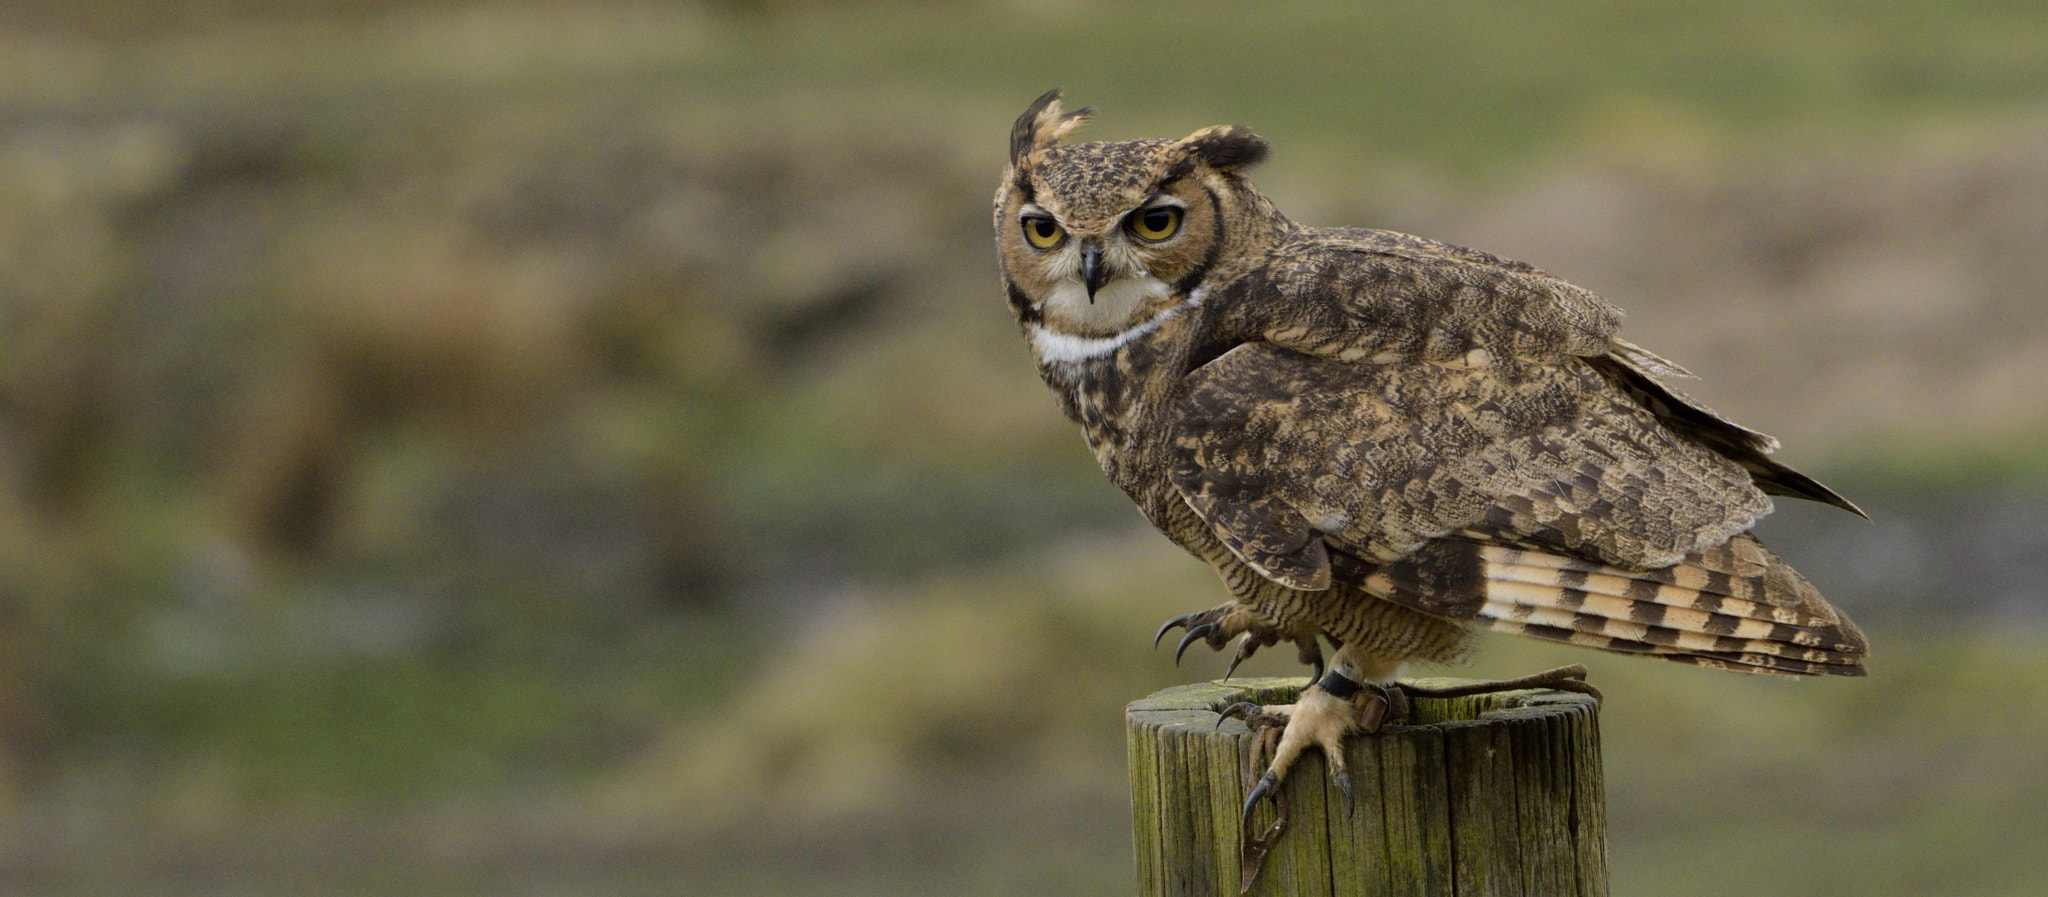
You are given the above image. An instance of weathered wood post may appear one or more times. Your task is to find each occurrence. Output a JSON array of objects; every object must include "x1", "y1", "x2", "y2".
[{"x1": 1127, "y1": 677, "x2": 1607, "y2": 896}]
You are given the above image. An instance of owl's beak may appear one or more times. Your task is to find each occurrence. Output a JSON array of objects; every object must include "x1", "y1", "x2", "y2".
[{"x1": 1080, "y1": 242, "x2": 1108, "y2": 302}]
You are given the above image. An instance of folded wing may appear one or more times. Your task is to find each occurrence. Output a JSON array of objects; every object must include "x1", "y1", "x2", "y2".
[{"x1": 1168, "y1": 344, "x2": 1865, "y2": 676}]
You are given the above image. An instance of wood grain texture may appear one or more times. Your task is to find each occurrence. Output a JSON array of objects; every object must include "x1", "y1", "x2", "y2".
[{"x1": 1127, "y1": 678, "x2": 1607, "y2": 897}]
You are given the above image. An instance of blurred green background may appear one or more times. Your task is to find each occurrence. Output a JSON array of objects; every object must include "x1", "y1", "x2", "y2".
[{"x1": 3, "y1": 1, "x2": 2047, "y2": 894}]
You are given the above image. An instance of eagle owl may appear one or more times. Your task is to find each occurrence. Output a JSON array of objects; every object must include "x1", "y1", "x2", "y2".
[{"x1": 993, "y1": 91, "x2": 1866, "y2": 818}]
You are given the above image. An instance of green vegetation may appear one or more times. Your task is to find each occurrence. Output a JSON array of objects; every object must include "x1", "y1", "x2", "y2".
[
  {"x1": 734, "y1": 0, "x2": 2048, "y2": 174},
  {"x1": 1, "y1": 1, "x2": 2046, "y2": 894}
]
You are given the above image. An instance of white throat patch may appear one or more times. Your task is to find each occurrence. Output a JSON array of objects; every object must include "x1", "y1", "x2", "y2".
[
  {"x1": 1039, "y1": 273, "x2": 1172, "y2": 332},
  {"x1": 1030, "y1": 285, "x2": 1208, "y2": 364}
]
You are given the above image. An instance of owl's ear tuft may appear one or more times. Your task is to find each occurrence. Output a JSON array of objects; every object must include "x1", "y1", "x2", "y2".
[
  {"x1": 1010, "y1": 89, "x2": 1093, "y2": 165},
  {"x1": 1177, "y1": 125, "x2": 1269, "y2": 171}
]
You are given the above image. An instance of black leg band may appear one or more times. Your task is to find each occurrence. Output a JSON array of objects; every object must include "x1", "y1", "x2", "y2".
[{"x1": 1317, "y1": 668, "x2": 1364, "y2": 700}]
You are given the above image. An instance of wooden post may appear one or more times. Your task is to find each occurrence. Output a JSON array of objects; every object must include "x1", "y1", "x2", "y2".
[{"x1": 1127, "y1": 677, "x2": 1607, "y2": 896}]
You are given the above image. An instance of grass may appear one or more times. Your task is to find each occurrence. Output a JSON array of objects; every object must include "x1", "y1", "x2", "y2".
[
  {"x1": 12, "y1": 1, "x2": 2048, "y2": 176},
  {"x1": 29, "y1": 529, "x2": 2048, "y2": 896},
  {"x1": 694, "y1": 0, "x2": 2048, "y2": 175}
]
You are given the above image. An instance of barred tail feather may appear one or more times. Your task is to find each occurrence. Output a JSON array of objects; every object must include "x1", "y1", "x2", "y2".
[
  {"x1": 1467, "y1": 536, "x2": 1867, "y2": 677},
  {"x1": 1478, "y1": 618, "x2": 1859, "y2": 676}
]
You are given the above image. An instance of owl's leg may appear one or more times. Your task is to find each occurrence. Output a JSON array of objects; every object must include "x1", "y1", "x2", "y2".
[
  {"x1": 1219, "y1": 654, "x2": 1604, "y2": 889},
  {"x1": 1215, "y1": 645, "x2": 1400, "y2": 888},
  {"x1": 1220, "y1": 660, "x2": 1601, "y2": 811},
  {"x1": 1220, "y1": 645, "x2": 1401, "y2": 817},
  {"x1": 1151, "y1": 602, "x2": 1325, "y2": 682}
]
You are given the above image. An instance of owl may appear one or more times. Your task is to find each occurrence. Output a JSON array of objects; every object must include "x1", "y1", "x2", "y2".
[{"x1": 993, "y1": 91, "x2": 1867, "y2": 824}]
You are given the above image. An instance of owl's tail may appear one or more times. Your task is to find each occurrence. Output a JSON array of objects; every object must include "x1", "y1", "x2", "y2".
[{"x1": 1450, "y1": 534, "x2": 1868, "y2": 676}]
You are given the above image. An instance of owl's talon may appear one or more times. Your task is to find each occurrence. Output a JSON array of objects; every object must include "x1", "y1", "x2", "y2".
[
  {"x1": 1147, "y1": 605, "x2": 1327, "y2": 680},
  {"x1": 1296, "y1": 633, "x2": 1326, "y2": 678},
  {"x1": 1174, "y1": 623, "x2": 1218, "y2": 665},
  {"x1": 1219, "y1": 663, "x2": 1377, "y2": 890},
  {"x1": 1216, "y1": 701, "x2": 1261, "y2": 730},
  {"x1": 1152, "y1": 613, "x2": 1199, "y2": 649},
  {"x1": 1222, "y1": 637, "x2": 1257, "y2": 680},
  {"x1": 1229, "y1": 673, "x2": 1387, "y2": 838},
  {"x1": 1242, "y1": 770, "x2": 1279, "y2": 831}
]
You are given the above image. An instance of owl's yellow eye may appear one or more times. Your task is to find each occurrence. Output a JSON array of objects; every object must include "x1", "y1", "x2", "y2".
[
  {"x1": 1021, "y1": 215, "x2": 1064, "y2": 250},
  {"x1": 1128, "y1": 205, "x2": 1183, "y2": 242}
]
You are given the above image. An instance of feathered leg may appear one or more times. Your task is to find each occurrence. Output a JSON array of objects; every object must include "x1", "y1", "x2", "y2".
[{"x1": 1220, "y1": 644, "x2": 1397, "y2": 817}]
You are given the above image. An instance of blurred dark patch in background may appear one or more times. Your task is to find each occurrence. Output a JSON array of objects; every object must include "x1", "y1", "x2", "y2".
[{"x1": 0, "y1": 1, "x2": 2045, "y2": 894}]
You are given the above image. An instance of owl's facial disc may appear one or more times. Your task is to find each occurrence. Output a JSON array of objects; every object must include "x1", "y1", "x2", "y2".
[{"x1": 1011, "y1": 193, "x2": 1197, "y2": 336}]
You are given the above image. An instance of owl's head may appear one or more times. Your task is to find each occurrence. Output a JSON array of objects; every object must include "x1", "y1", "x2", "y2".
[{"x1": 995, "y1": 90, "x2": 1282, "y2": 340}]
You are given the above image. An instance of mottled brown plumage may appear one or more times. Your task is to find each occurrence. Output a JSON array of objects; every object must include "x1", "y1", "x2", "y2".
[{"x1": 992, "y1": 90, "x2": 1867, "y2": 850}]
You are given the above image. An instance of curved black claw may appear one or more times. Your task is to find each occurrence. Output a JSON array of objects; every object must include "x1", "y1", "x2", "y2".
[
  {"x1": 1295, "y1": 631, "x2": 1328, "y2": 671},
  {"x1": 1221, "y1": 637, "x2": 1259, "y2": 680},
  {"x1": 1238, "y1": 769, "x2": 1289, "y2": 893},
  {"x1": 1174, "y1": 623, "x2": 1219, "y2": 666},
  {"x1": 1242, "y1": 770, "x2": 1279, "y2": 831},
  {"x1": 1306, "y1": 658, "x2": 1324, "y2": 693},
  {"x1": 1153, "y1": 613, "x2": 1199, "y2": 650},
  {"x1": 1215, "y1": 701, "x2": 1261, "y2": 731}
]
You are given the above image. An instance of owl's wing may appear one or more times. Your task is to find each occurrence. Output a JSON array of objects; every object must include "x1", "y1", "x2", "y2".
[
  {"x1": 1206, "y1": 228, "x2": 1863, "y2": 516},
  {"x1": 1210, "y1": 228, "x2": 1624, "y2": 366},
  {"x1": 1169, "y1": 343, "x2": 1756, "y2": 582},
  {"x1": 1168, "y1": 344, "x2": 1866, "y2": 675},
  {"x1": 1587, "y1": 348, "x2": 1865, "y2": 516}
]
